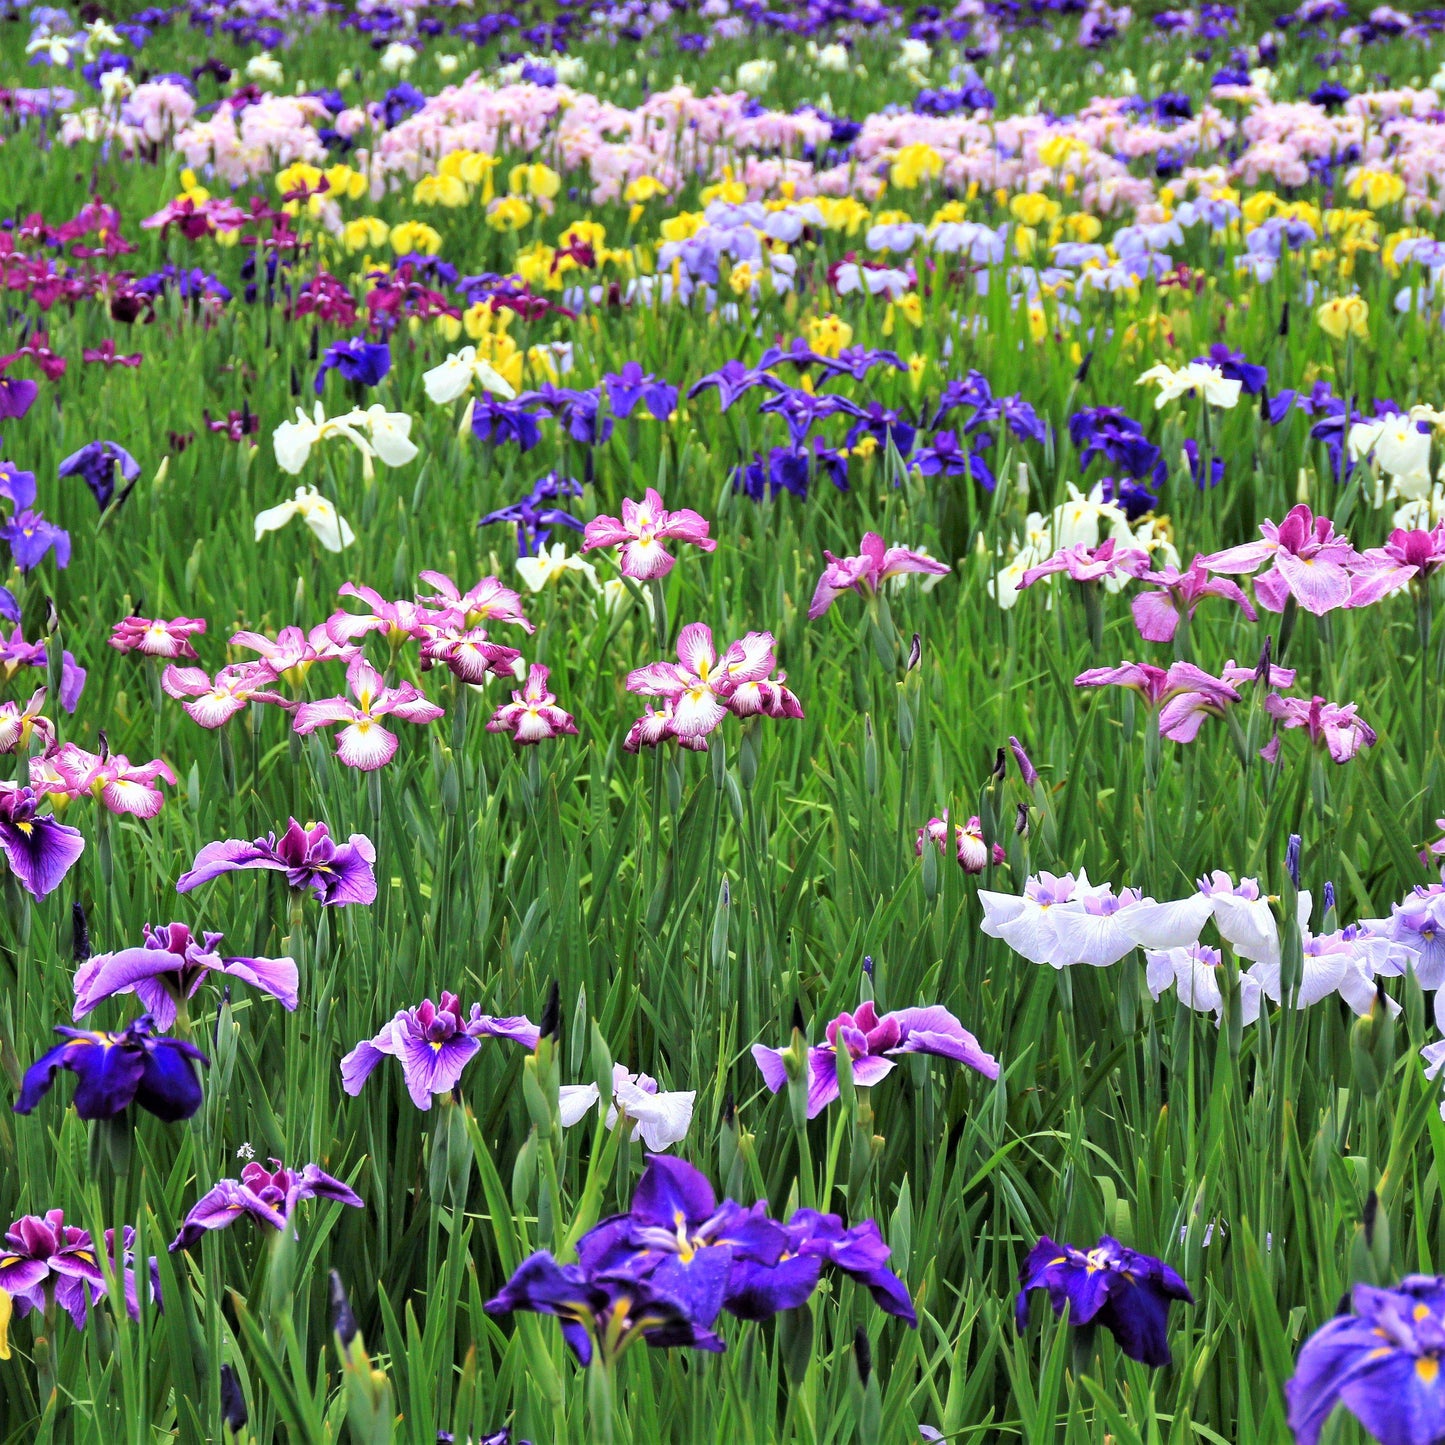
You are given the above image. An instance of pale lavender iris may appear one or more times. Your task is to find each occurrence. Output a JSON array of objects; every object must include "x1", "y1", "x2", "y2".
[
  {"x1": 340, "y1": 992, "x2": 539, "y2": 1110},
  {"x1": 176, "y1": 818, "x2": 376, "y2": 906},
  {"x1": 752, "y1": 999, "x2": 998, "y2": 1118},
  {"x1": 72, "y1": 922, "x2": 298, "y2": 1029}
]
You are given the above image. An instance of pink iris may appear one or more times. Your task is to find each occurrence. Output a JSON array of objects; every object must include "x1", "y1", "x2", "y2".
[
  {"x1": 582, "y1": 486, "x2": 716, "y2": 580},
  {"x1": 293, "y1": 656, "x2": 444, "y2": 771},
  {"x1": 485, "y1": 664, "x2": 578, "y2": 745},
  {"x1": 808, "y1": 532, "x2": 950, "y2": 619},
  {"x1": 108, "y1": 615, "x2": 207, "y2": 660},
  {"x1": 1130, "y1": 556, "x2": 1256, "y2": 643},
  {"x1": 1201, "y1": 503, "x2": 1360, "y2": 616}
]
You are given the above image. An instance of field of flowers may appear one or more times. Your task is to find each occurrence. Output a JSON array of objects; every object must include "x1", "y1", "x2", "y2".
[{"x1": 8, "y1": 0, "x2": 1445, "y2": 1440}]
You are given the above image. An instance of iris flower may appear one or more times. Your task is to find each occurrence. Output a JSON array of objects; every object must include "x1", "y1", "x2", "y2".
[
  {"x1": 1262, "y1": 694, "x2": 1377, "y2": 765},
  {"x1": 72, "y1": 922, "x2": 298, "y2": 1029},
  {"x1": 109, "y1": 616, "x2": 207, "y2": 660},
  {"x1": 1136, "y1": 360, "x2": 1242, "y2": 410},
  {"x1": 485, "y1": 664, "x2": 578, "y2": 745},
  {"x1": 314, "y1": 337, "x2": 391, "y2": 395},
  {"x1": 916, "y1": 811, "x2": 1006, "y2": 873},
  {"x1": 15, "y1": 1015, "x2": 209, "y2": 1122},
  {"x1": 1017, "y1": 1235, "x2": 1193, "y2": 1367},
  {"x1": 422, "y1": 345, "x2": 516, "y2": 404},
  {"x1": 170, "y1": 1159, "x2": 362, "y2": 1252},
  {"x1": 0, "y1": 781, "x2": 85, "y2": 898},
  {"x1": 58, "y1": 440, "x2": 140, "y2": 509},
  {"x1": 340, "y1": 993, "x2": 538, "y2": 1109},
  {"x1": 178, "y1": 819, "x2": 377, "y2": 906},
  {"x1": 808, "y1": 532, "x2": 950, "y2": 618},
  {"x1": 752, "y1": 1000, "x2": 998, "y2": 1118},
  {"x1": 582, "y1": 487, "x2": 716, "y2": 580},
  {"x1": 1201, "y1": 503, "x2": 1361, "y2": 616},
  {"x1": 293, "y1": 657, "x2": 443, "y2": 771},
  {"x1": 558, "y1": 1064, "x2": 696, "y2": 1151},
  {"x1": 485, "y1": 1252, "x2": 723, "y2": 1366},
  {"x1": 30, "y1": 743, "x2": 175, "y2": 818},
  {"x1": 0, "y1": 1211, "x2": 146, "y2": 1330},
  {"x1": 1131, "y1": 557, "x2": 1257, "y2": 643},
  {"x1": 254, "y1": 486, "x2": 356, "y2": 552},
  {"x1": 162, "y1": 662, "x2": 290, "y2": 728},
  {"x1": 1287, "y1": 1277, "x2": 1445, "y2": 1445}
]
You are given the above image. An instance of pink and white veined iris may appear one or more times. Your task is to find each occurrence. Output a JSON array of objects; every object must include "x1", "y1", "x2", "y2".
[
  {"x1": 229, "y1": 623, "x2": 358, "y2": 689},
  {"x1": 808, "y1": 532, "x2": 950, "y2": 619},
  {"x1": 162, "y1": 661, "x2": 291, "y2": 728},
  {"x1": 109, "y1": 615, "x2": 207, "y2": 660},
  {"x1": 416, "y1": 570, "x2": 535, "y2": 633},
  {"x1": 324, "y1": 583, "x2": 441, "y2": 648},
  {"x1": 0, "y1": 687, "x2": 54, "y2": 755},
  {"x1": 415, "y1": 614, "x2": 523, "y2": 685},
  {"x1": 1200, "y1": 503, "x2": 1361, "y2": 616},
  {"x1": 293, "y1": 656, "x2": 444, "y2": 771},
  {"x1": 485, "y1": 664, "x2": 578, "y2": 745},
  {"x1": 582, "y1": 486, "x2": 717, "y2": 580},
  {"x1": 31, "y1": 742, "x2": 176, "y2": 819},
  {"x1": 916, "y1": 810, "x2": 1006, "y2": 874},
  {"x1": 625, "y1": 623, "x2": 800, "y2": 748}
]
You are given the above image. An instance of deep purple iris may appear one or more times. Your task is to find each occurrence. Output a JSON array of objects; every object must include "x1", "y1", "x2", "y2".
[
  {"x1": 314, "y1": 336, "x2": 392, "y2": 395},
  {"x1": 0, "y1": 377, "x2": 39, "y2": 420},
  {"x1": 58, "y1": 440, "x2": 141, "y2": 509},
  {"x1": 478, "y1": 472, "x2": 584, "y2": 556},
  {"x1": 15, "y1": 1015, "x2": 209, "y2": 1122},
  {"x1": 177, "y1": 818, "x2": 377, "y2": 906},
  {"x1": 1016, "y1": 1235, "x2": 1194, "y2": 1367}
]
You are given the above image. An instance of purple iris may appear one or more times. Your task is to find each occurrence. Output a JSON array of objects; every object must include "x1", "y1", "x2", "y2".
[
  {"x1": 0, "y1": 461, "x2": 37, "y2": 510},
  {"x1": 686, "y1": 360, "x2": 780, "y2": 412},
  {"x1": 72, "y1": 922, "x2": 299, "y2": 1030},
  {"x1": 1069, "y1": 407, "x2": 1166, "y2": 484},
  {"x1": 340, "y1": 992, "x2": 538, "y2": 1110},
  {"x1": 758, "y1": 388, "x2": 863, "y2": 446},
  {"x1": 0, "y1": 377, "x2": 39, "y2": 420},
  {"x1": 829, "y1": 346, "x2": 906, "y2": 382},
  {"x1": 478, "y1": 472, "x2": 584, "y2": 556},
  {"x1": 604, "y1": 362, "x2": 678, "y2": 422},
  {"x1": 485, "y1": 1251, "x2": 724, "y2": 1366},
  {"x1": 0, "y1": 629, "x2": 86, "y2": 711},
  {"x1": 1184, "y1": 439, "x2": 1226, "y2": 490},
  {"x1": 2, "y1": 508, "x2": 70, "y2": 571},
  {"x1": 1017, "y1": 1235, "x2": 1194, "y2": 1367},
  {"x1": 1287, "y1": 1277, "x2": 1445, "y2": 1445},
  {"x1": 314, "y1": 337, "x2": 391, "y2": 395},
  {"x1": 727, "y1": 1209, "x2": 916, "y2": 1325},
  {"x1": 177, "y1": 818, "x2": 377, "y2": 906},
  {"x1": 471, "y1": 395, "x2": 543, "y2": 452},
  {"x1": 58, "y1": 439, "x2": 141, "y2": 509},
  {"x1": 15, "y1": 1015, "x2": 209, "y2": 1122},
  {"x1": 753, "y1": 1000, "x2": 999, "y2": 1119},
  {"x1": 846, "y1": 403, "x2": 917, "y2": 459},
  {"x1": 913, "y1": 430, "x2": 996, "y2": 489},
  {"x1": 0, "y1": 1211, "x2": 151, "y2": 1329},
  {"x1": 0, "y1": 781, "x2": 85, "y2": 898},
  {"x1": 1098, "y1": 475, "x2": 1159, "y2": 521},
  {"x1": 519, "y1": 384, "x2": 613, "y2": 447},
  {"x1": 1194, "y1": 343, "x2": 1267, "y2": 395},
  {"x1": 578, "y1": 1155, "x2": 790, "y2": 1329},
  {"x1": 932, "y1": 371, "x2": 994, "y2": 428},
  {"x1": 170, "y1": 1158, "x2": 363, "y2": 1251}
]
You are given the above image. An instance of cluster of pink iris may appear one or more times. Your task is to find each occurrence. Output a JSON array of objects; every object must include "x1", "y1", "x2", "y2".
[{"x1": 1020, "y1": 505, "x2": 1445, "y2": 766}]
